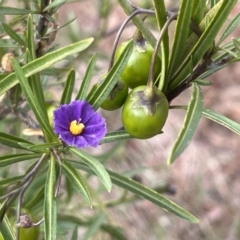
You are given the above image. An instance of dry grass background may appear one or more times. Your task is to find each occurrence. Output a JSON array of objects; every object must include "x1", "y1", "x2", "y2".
[{"x1": 56, "y1": 1, "x2": 240, "y2": 239}]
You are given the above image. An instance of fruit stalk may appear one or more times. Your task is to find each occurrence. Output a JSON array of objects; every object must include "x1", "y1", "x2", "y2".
[
  {"x1": 147, "y1": 12, "x2": 178, "y2": 92},
  {"x1": 108, "y1": 9, "x2": 154, "y2": 72}
]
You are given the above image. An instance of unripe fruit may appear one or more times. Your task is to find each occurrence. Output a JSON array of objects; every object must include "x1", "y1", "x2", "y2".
[
  {"x1": 122, "y1": 85, "x2": 168, "y2": 139},
  {"x1": 115, "y1": 38, "x2": 161, "y2": 89}
]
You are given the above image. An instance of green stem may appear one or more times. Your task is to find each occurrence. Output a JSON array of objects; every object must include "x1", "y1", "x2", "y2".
[
  {"x1": 118, "y1": 0, "x2": 157, "y2": 48},
  {"x1": 147, "y1": 13, "x2": 177, "y2": 91},
  {"x1": 108, "y1": 8, "x2": 155, "y2": 71}
]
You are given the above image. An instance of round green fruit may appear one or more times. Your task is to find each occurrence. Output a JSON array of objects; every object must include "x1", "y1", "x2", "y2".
[
  {"x1": 101, "y1": 80, "x2": 128, "y2": 111},
  {"x1": 115, "y1": 38, "x2": 161, "y2": 89},
  {"x1": 122, "y1": 85, "x2": 168, "y2": 139}
]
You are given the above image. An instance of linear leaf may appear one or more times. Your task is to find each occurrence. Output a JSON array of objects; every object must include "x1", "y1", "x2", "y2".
[
  {"x1": 168, "y1": 84, "x2": 203, "y2": 164},
  {"x1": 0, "y1": 175, "x2": 23, "y2": 188},
  {"x1": 69, "y1": 148, "x2": 112, "y2": 192},
  {"x1": 88, "y1": 40, "x2": 133, "y2": 110},
  {"x1": 11, "y1": 58, "x2": 56, "y2": 141},
  {"x1": 44, "y1": 155, "x2": 57, "y2": 240},
  {"x1": 167, "y1": 0, "x2": 193, "y2": 81},
  {"x1": 152, "y1": 0, "x2": 169, "y2": 88},
  {"x1": 1, "y1": 23, "x2": 25, "y2": 46},
  {"x1": 58, "y1": 215, "x2": 127, "y2": 240},
  {"x1": 0, "y1": 6, "x2": 33, "y2": 15},
  {"x1": 192, "y1": 0, "x2": 206, "y2": 25},
  {"x1": 43, "y1": 0, "x2": 66, "y2": 12},
  {"x1": 71, "y1": 225, "x2": 78, "y2": 240},
  {"x1": 169, "y1": 0, "x2": 237, "y2": 91},
  {"x1": 100, "y1": 130, "x2": 132, "y2": 144},
  {"x1": 60, "y1": 69, "x2": 75, "y2": 104},
  {"x1": 217, "y1": 13, "x2": 240, "y2": 46},
  {"x1": 0, "y1": 213, "x2": 16, "y2": 240},
  {"x1": 108, "y1": 170, "x2": 199, "y2": 223},
  {"x1": 0, "y1": 38, "x2": 94, "y2": 96},
  {"x1": 82, "y1": 212, "x2": 105, "y2": 240},
  {"x1": 202, "y1": 108, "x2": 240, "y2": 135},
  {"x1": 24, "y1": 185, "x2": 45, "y2": 210},
  {"x1": 0, "y1": 132, "x2": 32, "y2": 149},
  {"x1": 0, "y1": 153, "x2": 42, "y2": 167},
  {"x1": 62, "y1": 161, "x2": 91, "y2": 206},
  {"x1": 193, "y1": 79, "x2": 213, "y2": 86},
  {"x1": 100, "y1": 225, "x2": 127, "y2": 240},
  {"x1": 27, "y1": 142, "x2": 62, "y2": 152},
  {"x1": 27, "y1": 15, "x2": 47, "y2": 119},
  {"x1": 0, "y1": 42, "x2": 20, "y2": 48},
  {"x1": 66, "y1": 161, "x2": 199, "y2": 223},
  {"x1": 75, "y1": 54, "x2": 97, "y2": 100}
]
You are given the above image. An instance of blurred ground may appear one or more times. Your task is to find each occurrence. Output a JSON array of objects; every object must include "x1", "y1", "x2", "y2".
[{"x1": 56, "y1": 1, "x2": 240, "y2": 240}]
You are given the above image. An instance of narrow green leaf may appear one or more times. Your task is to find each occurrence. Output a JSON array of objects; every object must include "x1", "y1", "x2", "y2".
[
  {"x1": 0, "y1": 38, "x2": 94, "y2": 96},
  {"x1": 210, "y1": 0, "x2": 220, "y2": 8},
  {"x1": 88, "y1": 40, "x2": 133, "y2": 110},
  {"x1": 1, "y1": 23, "x2": 25, "y2": 46},
  {"x1": 192, "y1": 0, "x2": 206, "y2": 26},
  {"x1": 108, "y1": 170, "x2": 199, "y2": 223},
  {"x1": 168, "y1": 84, "x2": 203, "y2": 164},
  {"x1": 82, "y1": 212, "x2": 105, "y2": 240},
  {"x1": 17, "y1": 142, "x2": 34, "y2": 150},
  {"x1": 27, "y1": 142, "x2": 62, "y2": 152},
  {"x1": 10, "y1": 58, "x2": 56, "y2": 141},
  {"x1": 167, "y1": 0, "x2": 193, "y2": 80},
  {"x1": 71, "y1": 225, "x2": 78, "y2": 240},
  {"x1": 58, "y1": 215, "x2": 127, "y2": 240},
  {"x1": 0, "y1": 7, "x2": 33, "y2": 15},
  {"x1": 26, "y1": 15, "x2": 47, "y2": 119},
  {"x1": 75, "y1": 54, "x2": 97, "y2": 100},
  {"x1": 62, "y1": 161, "x2": 91, "y2": 206},
  {"x1": 44, "y1": 155, "x2": 57, "y2": 240},
  {"x1": 60, "y1": 69, "x2": 75, "y2": 104},
  {"x1": 202, "y1": 108, "x2": 240, "y2": 135},
  {"x1": 24, "y1": 185, "x2": 45, "y2": 210},
  {"x1": 169, "y1": 0, "x2": 237, "y2": 91},
  {"x1": 27, "y1": 15, "x2": 36, "y2": 59},
  {"x1": 219, "y1": 47, "x2": 239, "y2": 58},
  {"x1": 0, "y1": 175, "x2": 23, "y2": 188},
  {"x1": 43, "y1": 0, "x2": 66, "y2": 12},
  {"x1": 0, "y1": 42, "x2": 20, "y2": 48},
  {"x1": 100, "y1": 130, "x2": 132, "y2": 144},
  {"x1": 232, "y1": 38, "x2": 240, "y2": 54},
  {"x1": 100, "y1": 225, "x2": 127, "y2": 240},
  {"x1": 0, "y1": 214, "x2": 16, "y2": 240},
  {"x1": 65, "y1": 175, "x2": 75, "y2": 202},
  {"x1": 98, "y1": 142, "x2": 124, "y2": 164},
  {"x1": 66, "y1": 160, "x2": 199, "y2": 223},
  {"x1": 198, "y1": 62, "x2": 229, "y2": 79},
  {"x1": 0, "y1": 153, "x2": 41, "y2": 167},
  {"x1": 0, "y1": 132, "x2": 32, "y2": 149},
  {"x1": 193, "y1": 79, "x2": 213, "y2": 86},
  {"x1": 40, "y1": 67, "x2": 70, "y2": 76},
  {"x1": 217, "y1": 13, "x2": 240, "y2": 45},
  {"x1": 152, "y1": 0, "x2": 169, "y2": 87},
  {"x1": 69, "y1": 148, "x2": 112, "y2": 192}
]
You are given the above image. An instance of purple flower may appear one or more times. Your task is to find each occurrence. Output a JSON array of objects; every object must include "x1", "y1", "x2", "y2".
[{"x1": 53, "y1": 100, "x2": 107, "y2": 148}]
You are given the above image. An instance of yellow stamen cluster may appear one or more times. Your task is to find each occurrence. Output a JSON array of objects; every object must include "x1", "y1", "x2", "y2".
[{"x1": 70, "y1": 120, "x2": 85, "y2": 135}]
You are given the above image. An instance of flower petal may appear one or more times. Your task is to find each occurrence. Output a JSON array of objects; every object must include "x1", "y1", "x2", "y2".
[{"x1": 53, "y1": 100, "x2": 107, "y2": 148}]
